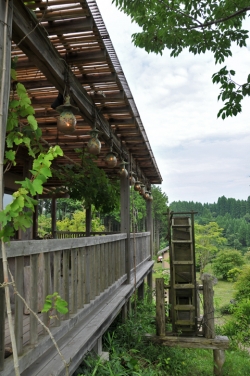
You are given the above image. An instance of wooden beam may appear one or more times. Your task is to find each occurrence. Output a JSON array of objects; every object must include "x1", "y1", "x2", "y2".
[
  {"x1": 16, "y1": 50, "x2": 106, "y2": 69},
  {"x1": 20, "y1": 72, "x2": 117, "y2": 89},
  {"x1": 144, "y1": 334, "x2": 229, "y2": 350}
]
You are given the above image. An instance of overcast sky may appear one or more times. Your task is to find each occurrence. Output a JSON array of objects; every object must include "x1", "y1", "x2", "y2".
[{"x1": 96, "y1": 0, "x2": 250, "y2": 204}]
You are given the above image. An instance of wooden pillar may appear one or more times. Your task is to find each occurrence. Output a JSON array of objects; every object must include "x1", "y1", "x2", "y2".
[
  {"x1": 146, "y1": 199, "x2": 153, "y2": 259},
  {"x1": 121, "y1": 302, "x2": 128, "y2": 324},
  {"x1": 202, "y1": 274, "x2": 225, "y2": 375},
  {"x1": 138, "y1": 281, "x2": 145, "y2": 301},
  {"x1": 86, "y1": 206, "x2": 91, "y2": 237},
  {"x1": 156, "y1": 278, "x2": 165, "y2": 336},
  {"x1": 51, "y1": 197, "x2": 57, "y2": 238},
  {"x1": 147, "y1": 270, "x2": 153, "y2": 304},
  {"x1": 120, "y1": 167, "x2": 130, "y2": 283},
  {"x1": 202, "y1": 274, "x2": 215, "y2": 339}
]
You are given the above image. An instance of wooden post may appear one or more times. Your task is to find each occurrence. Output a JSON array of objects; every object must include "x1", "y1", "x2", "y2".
[
  {"x1": 146, "y1": 199, "x2": 153, "y2": 259},
  {"x1": 86, "y1": 206, "x2": 91, "y2": 237},
  {"x1": 138, "y1": 282, "x2": 144, "y2": 300},
  {"x1": 120, "y1": 166, "x2": 130, "y2": 283},
  {"x1": 121, "y1": 302, "x2": 128, "y2": 324},
  {"x1": 147, "y1": 270, "x2": 153, "y2": 304},
  {"x1": 213, "y1": 349, "x2": 225, "y2": 376},
  {"x1": 202, "y1": 274, "x2": 225, "y2": 376},
  {"x1": 156, "y1": 278, "x2": 165, "y2": 336},
  {"x1": 51, "y1": 197, "x2": 57, "y2": 238},
  {"x1": 202, "y1": 274, "x2": 215, "y2": 339}
]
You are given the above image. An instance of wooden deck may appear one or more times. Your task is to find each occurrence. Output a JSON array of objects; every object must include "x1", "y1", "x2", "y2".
[{"x1": 1, "y1": 232, "x2": 153, "y2": 376}]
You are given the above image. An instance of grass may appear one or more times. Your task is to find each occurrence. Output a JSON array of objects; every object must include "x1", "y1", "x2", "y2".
[{"x1": 74, "y1": 297, "x2": 250, "y2": 376}]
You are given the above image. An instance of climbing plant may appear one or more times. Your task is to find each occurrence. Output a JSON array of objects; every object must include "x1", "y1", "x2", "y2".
[
  {"x1": 54, "y1": 149, "x2": 120, "y2": 214},
  {"x1": 0, "y1": 64, "x2": 63, "y2": 241}
]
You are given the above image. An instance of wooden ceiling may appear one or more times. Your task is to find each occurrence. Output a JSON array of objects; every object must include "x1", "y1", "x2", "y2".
[{"x1": 8, "y1": 0, "x2": 162, "y2": 192}]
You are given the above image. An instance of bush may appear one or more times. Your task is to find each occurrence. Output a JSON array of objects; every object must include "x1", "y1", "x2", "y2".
[
  {"x1": 235, "y1": 265, "x2": 250, "y2": 302},
  {"x1": 212, "y1": 249, "x2": 245, "y2": 280},
  {"x1": 227, "y1": 267, "x2": 242, "y2": 282}
]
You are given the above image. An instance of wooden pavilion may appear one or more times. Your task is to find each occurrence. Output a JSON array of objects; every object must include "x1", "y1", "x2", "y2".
[{"x1": 0, "y1": 1, "x2": 163, "y2": 375}]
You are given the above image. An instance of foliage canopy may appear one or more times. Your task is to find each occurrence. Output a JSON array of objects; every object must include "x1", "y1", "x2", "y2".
[{"x1": 113, "y1": 0, "x2": 250, "y2": 119}]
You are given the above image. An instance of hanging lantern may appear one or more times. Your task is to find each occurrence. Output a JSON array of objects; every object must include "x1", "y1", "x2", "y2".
[
  {"x1": 129, "y1": 172, "x2": 136, "y2": 186},
  {"x1": 143, "y1": 190, "x2": 150, "y2": 200},
  {"x1": 87, "y1": 128, "x2": 101, "y2": 155},
  {"x1": 119, "y1": 160, "x2": 128, "y2": 178},
  {"x1": 147, "y1": 191, "x2": 153, "y2": 201},
  {"x1": 104, "y1": 148, "x2": 117, "y2": 168},
  {"x1": 56, "y1": 95, "x2": 79, "y2": 135},
  {"x1": 134, "y1": 180, "x2": 141, "y2": 191},
  {"x1": 139, "y1": 184, "x2": 145, "y2": 196}
]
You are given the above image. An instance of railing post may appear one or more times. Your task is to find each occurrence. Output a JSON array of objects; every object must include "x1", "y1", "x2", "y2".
[
  {"x1": 156, "y1": 278, "x2": 166, "y2": 336},
  {"x1": 120, "y1": 169, "x2": 130, "y2": 283}
]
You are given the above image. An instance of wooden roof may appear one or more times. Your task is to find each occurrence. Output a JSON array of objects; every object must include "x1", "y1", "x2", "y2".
[{"x1": 8, "y1": 0, "x2": 162, "y2": 192}]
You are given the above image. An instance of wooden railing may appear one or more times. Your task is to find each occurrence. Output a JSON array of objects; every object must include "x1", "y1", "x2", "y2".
[
  {"x1": 55, "y1": 231, "x2": 119, "y2": 238},
  {"x1": 0, "y1": 232, "x2": 151, "y2": 373}
]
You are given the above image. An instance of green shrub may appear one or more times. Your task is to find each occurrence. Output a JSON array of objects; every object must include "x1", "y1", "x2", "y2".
[
  {"x1": 227, "y1": 267, "x2": 242, "y2": 282},
  {"x1": 235, "y1": 265, "x2": 250, "y2": 301},
  {"x1": 212, "y1": 249, "x2": 245, "y2": 280}
]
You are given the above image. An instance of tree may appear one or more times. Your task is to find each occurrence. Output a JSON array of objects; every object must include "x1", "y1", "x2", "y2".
[
  {"x1": 113, "y1": 0, "x2": 250, "y2": 118},
  {"x1": 195, "y1": 221, "x2": 227, "y2": 276},
  {"x1": 212, "y1": 249, "x2": 245, "y2": 280}
]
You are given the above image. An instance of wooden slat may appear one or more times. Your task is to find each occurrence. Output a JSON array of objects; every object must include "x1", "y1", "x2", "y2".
[
  {"x1": 43, "y1": 253, "x2": 51, "y2": 328},
  {"x1": 77, "y1": 247, "x2": 83, "y2": 309},
  {"x1": 53, "y1": 251, "x2": 61, "y2": 326},
  {"x1": 62, "y1": 250, "x2": 70, "y2": 320},
  {"x1": 71, "y1": 249, "x2": 77, "y2": 314},
  {"x1": 30, "y1": 254, "x2": 38, "y2": 345},
  {"x1": 15, "y1": 256, "x2": 24, "y2": 355},
  {"x1": 84, "y1": 247, "x2": 90, "y2": 304}
]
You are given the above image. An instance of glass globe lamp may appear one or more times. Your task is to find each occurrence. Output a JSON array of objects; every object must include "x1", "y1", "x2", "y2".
[
  {"x1": 105, "y1": 149, "x2": 117, "y2": 168},
  {"x1": 87, "y1": 128, "x2": 101, "y2": 155},
  {"x1": 119, "y1": 160, "x2": 128, "y2": 178},
  {"x1": 134, "y1": 180, "x2": 141, "y2": 191},
  {"x1": 56, "y1": 95, "x2": 79, "y2": 134}
]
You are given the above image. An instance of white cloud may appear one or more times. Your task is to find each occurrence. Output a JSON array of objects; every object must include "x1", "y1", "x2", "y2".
[{"x1": 96, "y1": 0, "x2": 250, "y2": 203}]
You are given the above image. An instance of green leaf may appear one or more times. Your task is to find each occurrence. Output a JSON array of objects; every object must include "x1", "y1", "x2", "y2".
[
  {"x1": 32, "y1": 178, "x2": 44, "y2": 194},
  {"x1": 27, "y1": 115, "x2": 38, "y2": 130},
  {"x1": 5, "y1": 150, "x2": 16, "y2": 161}
]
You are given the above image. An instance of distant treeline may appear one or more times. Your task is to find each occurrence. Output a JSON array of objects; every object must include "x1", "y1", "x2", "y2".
[
  {"x1": 170, "y1": 196, "x2": 250, "y2": 250},
  {"x1": 170, "y1": 196, "x2": 250, "y2": 219}
]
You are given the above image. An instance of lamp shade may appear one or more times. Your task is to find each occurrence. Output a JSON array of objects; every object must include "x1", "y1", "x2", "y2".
[
  {"x1": 87, "y1": 128, "x2": 101, "y2": 155},
  {"x1": 56, "y1": 95, "x2": 79, "y2": 135},
  {"x1": 105, "y1": 151, "x2": 117, "y2": 168}
]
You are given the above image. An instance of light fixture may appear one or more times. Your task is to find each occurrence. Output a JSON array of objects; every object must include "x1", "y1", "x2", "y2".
[
  {"x1": 129, "y1": 172, "x2": 136, "y2": 186},
  {"x1": 139, "y1": 184, "x2": 145, "y2": 196},
  {"x1": 134, "y1": 180, "x2": 141, "y2": 191},
  {"x1": 87, "y1": 127, "x2": 101, "y2": 155},
  {"x1": 105, "y1": 149, "x2": 117, "y2": 167},
  {"x1": 147, "y1": 191, "x2": 153, "y2": 201},
  {"x1": 119, "y1": 160, "x2": 128, "y2": 178},
  {"x1": 56, "y1": 95, "x2": 79, "y2": 135},
  {"x1": 143, "y1": 190, "x2": 150, "y2": 200}
]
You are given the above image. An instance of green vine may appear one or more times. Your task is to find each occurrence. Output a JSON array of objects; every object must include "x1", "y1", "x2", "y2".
[
  {"x1": 0, "y1": 62, "x2": 63, "y2": 242},
  {"x1": 54, "y1": 149, "x2": 120, "y2": 213}
]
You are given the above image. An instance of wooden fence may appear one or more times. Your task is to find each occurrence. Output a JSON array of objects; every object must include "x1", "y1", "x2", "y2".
[{"x1": 0, "y1": 232, "x2": 151, "y2": 374}]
